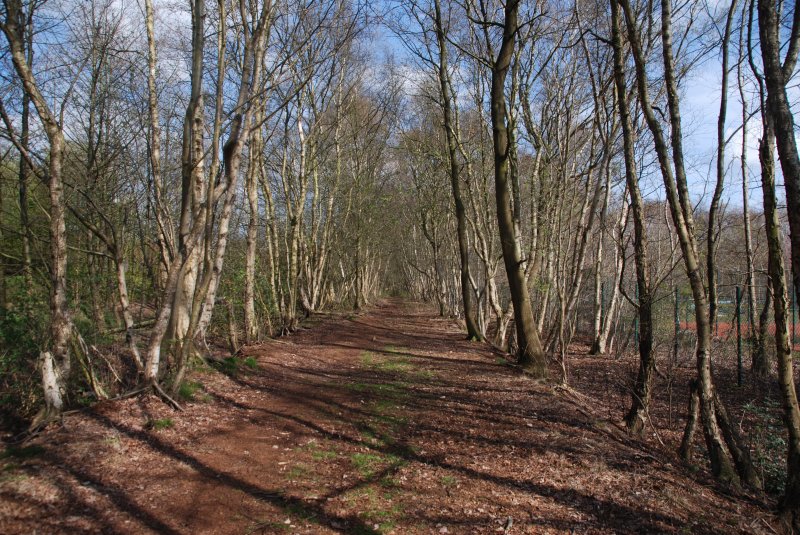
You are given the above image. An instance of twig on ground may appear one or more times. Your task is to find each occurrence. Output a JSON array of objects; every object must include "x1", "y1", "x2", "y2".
[{"x1": 153, "y1": 382, "x2": 184, "y2": 411}]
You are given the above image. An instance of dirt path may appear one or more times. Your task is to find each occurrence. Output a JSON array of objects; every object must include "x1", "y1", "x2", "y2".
[{"x1": 0, "y1": 300, "x2": 779, "y2": 534}]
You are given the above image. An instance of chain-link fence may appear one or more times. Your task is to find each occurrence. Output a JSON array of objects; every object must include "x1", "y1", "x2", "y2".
[{"x1": 575, "y1": 281, "x2": 799, "y2": 378}]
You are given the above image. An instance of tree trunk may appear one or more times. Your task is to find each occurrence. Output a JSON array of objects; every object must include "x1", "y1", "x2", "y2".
[
  {"x1": 2, "y1": 1, "x2": 72, "y2": 421},
  {"x1": 756, "y1": 0, "x2": 800, "y2": 521},
  {"x1": 490, "y1": 0, "x2": 547, "y2": 377},
  {"x1": 17, "y1": 4, "x2": 33, "y2": 288},
  {"x1": 244, "y1": 122, "x2": 261, "y2": 344},
  {"x1": 144, "y1": 0, "x2": 174, "y2": 268},
  {"x1": 114, "y1": 253, "x2": 143, "y2": 370},
  {"x1": 737, "y1": 14, "x2": 765, "y2": 378},
  {"x1": 611, "y1": 0, "x2": 655, "y2": 436},
  {"x1": 433, "y1": 0, "x2": 481, "y2": 340},
  {"x1": 619, "y1": 0, "x2": 740, "y2": 484},
  {"x1": 707, "y1": 0, "x2": 739, "y2": 334}
]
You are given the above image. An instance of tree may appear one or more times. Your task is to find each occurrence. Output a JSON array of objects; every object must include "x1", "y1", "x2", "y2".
[
  {"x1": 1, "y1": 0, "x2": 72, "y2": 423},
  {"x1": 432, "y1": 0, "x2": 482, "y2": 340},
  {"x1": 610, "y1": 0, "x2": 655, "y2": 436},
  {"x1": 618, "y1": 0, "x2": 759, "y2": 488},
  {"x1": 756, "y1": 0, "x2": 800, "y2": 524},
  {"x1": 487, "y1": 0, "x2": 546, "y2": 377}
]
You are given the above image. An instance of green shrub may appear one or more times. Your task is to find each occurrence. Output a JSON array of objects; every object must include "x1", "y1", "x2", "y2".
[
  {"x1": 0, "y1": 283, "x2": 48, "y2": 428},
  {"x1": 177, "y1": 381, "x2": 202, "y2": 401}
]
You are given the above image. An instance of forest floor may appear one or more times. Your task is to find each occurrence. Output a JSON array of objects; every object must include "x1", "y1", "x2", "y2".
[{"x1": 0, "y1": 299, "x2": 787, "y2": 534}]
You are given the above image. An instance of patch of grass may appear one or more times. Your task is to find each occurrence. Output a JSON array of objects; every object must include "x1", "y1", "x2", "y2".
[
  {"x1": 361, "y1": 352, "x2": 376, "y2": 367},
  {"x1": 285, "y1": 463, "x2": 310, "y2": 480},
  {"x1": 350, "y1": 452, "x2": 405, "y2": 478},
  {"x1": 361, "y1": 350, "x2": 413, "y2": 373},
  {"x1": 2, "y1": 462, "x2": 19, "y2": 472},
  {"x1": 177, "y1": 380, "x2": 203, "y2": 401},
  {"x1": 209, "y1": 356, "x2": 260, "y2": 375},
  {"x1": 372, "y1": 382, "x2": 408, "y2": 398},
  {"x1": 377, "y1": 359, "x2": 412, "y2": 373},
  {"x1": 0, "y1": 464, "x2": 28, "y2": 483},
  {"x1": 243, "y1": 498, "x2": 320, "y2": 534},
  {"x1": 0, "y1": 446, "x2": 42, "y2": 483},
  {"x1": 380, "y1": 475, "x2": 400, "y2": 488},
  {"x1": 285, "y1": 502, "x2": 319, "y2": 522},
  {"x1": 347, "y1": 381, "x2": 408, "y2": 400},
  {"x1": 347, "y1": 382, "x2": 370, "y2": 393},
  {"x1": 345, "y1": 487, "x2": 376, "y2": 504},
  {"x1": 311, "y1": 449, "x2": 338, "y2": 461},
  {"x1": 301, "y1": 439, "x2": 339, "y2": 460},
  {"x1": 146, "y1": 418, "x2": 174, "y2": 431},
  {"x1": 0, "y1": 445, "x2": 45, "y2": 460},
  {"x1": 359, "y1": 428, "x2": 388, "y2": 448},
  {"x1": 103, "y1": 433, "x2": 122, "y2": 450},
  {"x1": 247, "y1": 521, "x2": 290, "y2": 533},
  {"x1": 364, "y1": 503, "x2": 403, "y2": 521},
  {"x1": 440, "y1": 475, "x2": 457, "y2": 487},
  {"x1": 414, "y1": 369, "x2": 436, "y2": 380},
  {"x1": 344, "y1": 485, "x2": 404, "y2": 534},
  {"x1": 377, "y1": 521, "x2": 396, "y2": 533},
  {"x1": 362, "y1": 422, "x2": 411, "y2": 449},
  {"x1": 301, "y1": 316, "x2": 323, "y2": 328},
  {"x1": 351, "y1": 453, "x2": 385, "y2": 478},
  {"x1": 371, "y1": 399, "x2": 398, "y2": 414},
  {"x1": 372, "y1": 413, "x2": 408, "y2": 427},
  {"x1": 213, "y1": 356, "x2": 241, "y2": 375}
]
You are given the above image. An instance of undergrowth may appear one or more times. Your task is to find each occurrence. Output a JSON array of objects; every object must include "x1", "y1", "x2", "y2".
[{"x1": 743, "y1": 399, "x2": 787, "y2": 494}]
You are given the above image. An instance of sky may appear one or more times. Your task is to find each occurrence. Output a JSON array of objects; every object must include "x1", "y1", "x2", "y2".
[{"x1": 3, "y1": 0, "x2": 794, "y2": 215}]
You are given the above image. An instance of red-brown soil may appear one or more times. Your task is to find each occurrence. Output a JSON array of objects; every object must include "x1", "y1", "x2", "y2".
[{"x1": 0, "y1": 300, "x2": 785, "y2": 534}]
